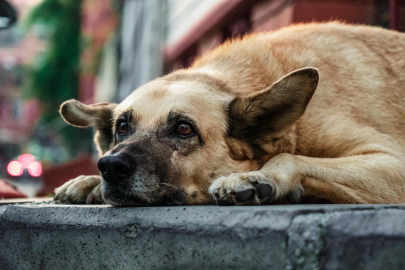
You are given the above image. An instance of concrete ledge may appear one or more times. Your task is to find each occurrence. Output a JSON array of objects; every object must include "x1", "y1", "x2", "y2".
[{"x1": 1, "y1": 203, "x2": 405, "y2": 269}]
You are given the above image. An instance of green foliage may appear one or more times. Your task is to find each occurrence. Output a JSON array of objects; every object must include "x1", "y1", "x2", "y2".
[
  {"x1": 26, "y1": 0, "x2": 82, "y2": 118},
  {"x1": 25, "y1": 0, "x2": 92, "y2": 157}
]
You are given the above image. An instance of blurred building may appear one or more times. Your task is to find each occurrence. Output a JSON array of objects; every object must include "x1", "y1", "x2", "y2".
[
  {"x1": 91, "y1": 0, "x2": 405, "y2": 104},
  {"x1": 163, "y1": 0, "x2": 405, "y2": 71}
]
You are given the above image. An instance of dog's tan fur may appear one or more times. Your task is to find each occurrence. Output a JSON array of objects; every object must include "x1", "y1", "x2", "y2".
[{"x1": 54, "y1": 22, "x2": 405, "y2": 206}]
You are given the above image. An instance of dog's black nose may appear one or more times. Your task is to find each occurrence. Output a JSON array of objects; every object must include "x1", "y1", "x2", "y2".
[{"x1": 98, "y1": 154, "x2": 135, "y2": 184}]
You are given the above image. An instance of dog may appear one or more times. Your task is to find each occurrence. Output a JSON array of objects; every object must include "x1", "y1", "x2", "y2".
[{"x1": 54, "y1": 22, "x2": 405, "y2": 206}]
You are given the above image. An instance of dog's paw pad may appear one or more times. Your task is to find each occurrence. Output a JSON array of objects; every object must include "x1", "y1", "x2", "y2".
[
  {"x1": 235, "y1": 188, "x2": 254, "y2": 202},
  {"x1": 286, "y1": 187, "x2": 302, "y2": 203},
  {"x1": 217, "y1": 195, "x2": 236, "y2": 206},
  {"x1": 256, "y1": 183, "x2": 273, "y2": 199}
]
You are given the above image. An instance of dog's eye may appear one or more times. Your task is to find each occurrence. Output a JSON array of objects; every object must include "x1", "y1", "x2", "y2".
[
  {"x1": 175, "y1": 123, "x2": 193, "y2": 137},
  {"x1": 117, "y1": 121, "x2": 128, "y2": 134}
]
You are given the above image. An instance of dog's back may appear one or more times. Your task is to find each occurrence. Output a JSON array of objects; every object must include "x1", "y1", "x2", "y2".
[{"x1": 192, "y1": 22, "x2": 405, "y2": 158}]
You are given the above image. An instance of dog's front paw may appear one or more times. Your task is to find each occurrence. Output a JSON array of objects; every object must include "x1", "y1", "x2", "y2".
[
  {"x1": 209, "y1": 171, "x2": 302, "y2": 206},
  {"x1": 54, "y1": 175, "x2": 103, "y2": 204}
]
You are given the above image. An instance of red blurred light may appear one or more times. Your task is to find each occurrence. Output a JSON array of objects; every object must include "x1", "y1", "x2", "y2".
[
  {"x1": 28, "y1": 161, "x2": 42, "y2": 177},
  {"x1": 7, "y1": 161, "x2": 24, "y2": 176},
  {"x1": 18, "y1": 154, "x2": 36, "y2": 168}
]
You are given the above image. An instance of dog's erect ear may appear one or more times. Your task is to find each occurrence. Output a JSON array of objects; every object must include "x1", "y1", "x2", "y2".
[
  {"x1": 60, "y1": 99, "x2": 118, "y2": 155},
  {"x1": 228, "y1": 67, "x2": 319, "y2": 142}
]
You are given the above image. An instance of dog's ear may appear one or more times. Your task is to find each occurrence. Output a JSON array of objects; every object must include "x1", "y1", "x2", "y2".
[
  {"x1": 228, "y1": 67, "x2": 319, "y2": 142},
  {"x1": 60, "y1": 99, "x2": 117, "y2": 127},
  {"x1": 60, "y1": 99, "x2": 118, "y2": 155}
]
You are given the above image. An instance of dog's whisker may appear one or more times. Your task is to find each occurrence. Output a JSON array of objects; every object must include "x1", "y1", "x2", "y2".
[{"x1": 159, "y1": 182, "x2": 178, "y2": 189}]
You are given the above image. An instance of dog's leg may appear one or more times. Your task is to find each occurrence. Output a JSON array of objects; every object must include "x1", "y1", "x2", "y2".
[
  {"x1": 54, "y1": 175, "x2": 103, "y2": 204},
  {"x1": 209, "y1": 152, "x2": 405, "y2": 205}
]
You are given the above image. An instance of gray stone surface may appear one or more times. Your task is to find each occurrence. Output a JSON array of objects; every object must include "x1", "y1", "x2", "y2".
[{"x1": 1, "y1": 203, "x2": 405, "y2": 270}]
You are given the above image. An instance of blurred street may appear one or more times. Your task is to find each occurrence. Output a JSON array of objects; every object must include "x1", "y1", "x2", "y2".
[{"x1": 4, "y1": 177, "x2": 42, "y2": 197}]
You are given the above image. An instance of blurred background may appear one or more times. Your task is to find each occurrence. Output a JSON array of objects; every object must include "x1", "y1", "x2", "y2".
[{"x1": 0, "y1": 0, "x2": 404, "y2": 200}]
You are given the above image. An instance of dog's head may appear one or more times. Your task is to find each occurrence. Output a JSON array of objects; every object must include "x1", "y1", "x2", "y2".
[{"x1": 60, "y1": 68, "x2": 318, "y2": 206}]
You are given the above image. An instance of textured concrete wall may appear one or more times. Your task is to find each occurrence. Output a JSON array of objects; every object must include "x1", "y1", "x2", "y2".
[{"x1": 1, "y1": 203, "x2": 405, "y2": 269}]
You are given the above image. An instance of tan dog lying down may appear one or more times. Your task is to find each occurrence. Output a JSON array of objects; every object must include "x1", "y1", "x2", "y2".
[{"x1": 54, "y1": 22, "x2": 405, "y2": 206}]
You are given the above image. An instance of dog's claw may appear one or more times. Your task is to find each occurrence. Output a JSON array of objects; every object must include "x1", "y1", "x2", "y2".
[
  {"x1": 235, "y1": 188, "x2": 253, "y2": 202},
  {"x1": 248, "y1": 176, "x2": 259, "y2": 185},
  {"x1": 212, "y1": 188, "x2": 220, "y2": 199},
  {"x1": 86, "y1": 193, "x2": 95, "y2": 204},
  {"x1": 256, "y1": 183, "x2": 273, "y2": 199}
]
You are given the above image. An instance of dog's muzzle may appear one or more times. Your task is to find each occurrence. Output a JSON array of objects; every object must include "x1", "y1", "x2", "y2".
[
  {"x1": 97, "y1": 153, "x2": 135, "y2": 184},
  {"x1": 96, "y1": 143, "x2": 186, "y2": 206}
]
